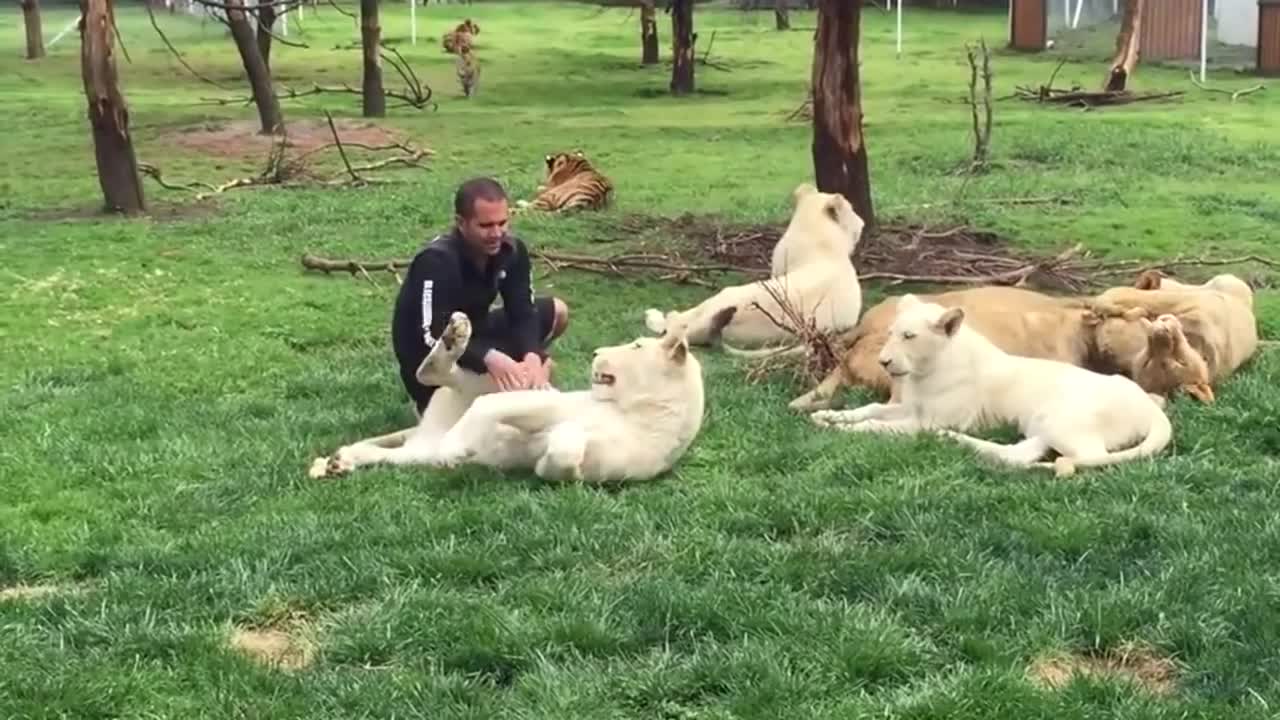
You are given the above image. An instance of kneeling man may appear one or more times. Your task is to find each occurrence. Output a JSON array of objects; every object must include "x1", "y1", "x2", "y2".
[{"x1": 392, "y1": 177, "x2": 570, "y2": 416}]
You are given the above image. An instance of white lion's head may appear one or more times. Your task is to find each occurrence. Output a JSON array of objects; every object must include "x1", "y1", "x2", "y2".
[
  {"x1": 590, "y1": 328, "x2": 701, "y2": 407},
  {"x1": 770, "y1": 183, "x2": 865, "y2": 275},
  {"x1": 878, "y1": 294, "x2": 966, "y2": 379}
]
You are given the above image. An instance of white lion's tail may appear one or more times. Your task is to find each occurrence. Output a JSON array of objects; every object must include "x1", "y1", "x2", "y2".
[
  {"x1": 722, "y1": 342, "x2": 806, "y2": 360},
  {"x1": 1058, "y1": 408, "x2": 1173, "y2": 473}
]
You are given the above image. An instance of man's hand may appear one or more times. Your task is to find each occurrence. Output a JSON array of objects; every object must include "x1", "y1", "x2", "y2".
[
  {"x1": 484, "y1": 349, "x2": 528, "y2": 391},
  {"x1": 521, "y1": 353, "x2": 553, "y2": 389}
]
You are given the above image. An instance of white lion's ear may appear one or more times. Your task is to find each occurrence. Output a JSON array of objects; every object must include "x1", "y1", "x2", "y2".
[
  {"x1": 792, "y1": 182, "x2": 818, "y2": 202},
  {"x1": 934, "y1": 307, "x2": 965, "y2": 337},
  {"x1": 661, "y1": 332, "x2": 688, "y2": 364}
]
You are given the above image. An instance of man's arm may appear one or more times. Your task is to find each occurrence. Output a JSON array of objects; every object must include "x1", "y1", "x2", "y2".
[
  {"x1": 406, "y1": 250, "x2": 495, "y2": 375},
  {"x1": 498, "y1": 239, "x2": 543, "y2": 362}
]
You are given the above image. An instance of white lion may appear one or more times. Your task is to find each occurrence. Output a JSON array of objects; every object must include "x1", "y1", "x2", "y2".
[
  {"x1": 643, "y1": 183, "x2": 865, "y2": 349},
  {"x1": 309, "y1": 312, "x2": 706, "y2": 484},
  {"x1": 810, "y1": 294, "x2": 1173, "y2": 477}
]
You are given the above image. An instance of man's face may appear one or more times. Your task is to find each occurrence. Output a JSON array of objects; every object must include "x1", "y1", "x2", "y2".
[{"x1": 456, "y1": 197, "x2": 510, "y2": 257}]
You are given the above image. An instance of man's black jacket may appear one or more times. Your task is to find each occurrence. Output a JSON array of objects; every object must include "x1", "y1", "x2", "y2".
[{"x1": 392, "y1": 227, "x2": 540, "y2": 378}]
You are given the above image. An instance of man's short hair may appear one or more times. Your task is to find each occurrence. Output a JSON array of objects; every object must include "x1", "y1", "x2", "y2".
[{"x1": 454, "y1": 177, "x2": 508, "y2": 219}]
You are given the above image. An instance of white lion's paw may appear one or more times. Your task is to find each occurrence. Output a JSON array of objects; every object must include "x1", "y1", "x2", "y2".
[
  {"x1": 310, "y1": 450, "x2": 354, "y2": 479},
  {"x1": 308, "y1": 456, "x2": 331, "y2": 479},
  {"x1": 644, "y1": 308, "x2": 667, "y2": 335},
  {"x1": 441, "y1": 311, "x2": 472, "y2": 352}
]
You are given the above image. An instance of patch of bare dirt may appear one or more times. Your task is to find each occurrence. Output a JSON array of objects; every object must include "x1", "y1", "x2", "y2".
[
  {"x1": 1028, "y1": 644, "x2": 1179, "y2": 696},
  {"x1": 161, "y1": 118, "x2": 407, "y2": 160},
  {"x1": 229, "y1": 625, "x2": 315, "y2": 671},
  {"x1": 23, "y1": 198, "x2": 221, "y2": 224},
  {"x1": 608, "y1": 212, "x2": 1096, "y2": 292}
]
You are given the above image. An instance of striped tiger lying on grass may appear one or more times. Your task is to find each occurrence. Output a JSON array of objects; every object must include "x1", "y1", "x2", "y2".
[{"x1": 516, "y1": 151, "x2": 614, "y2": 213}]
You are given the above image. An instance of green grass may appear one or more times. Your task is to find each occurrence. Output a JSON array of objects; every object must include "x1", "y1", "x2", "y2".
[{"x1": 3, "y1": 2, "x2": 1280, "y2": 717}]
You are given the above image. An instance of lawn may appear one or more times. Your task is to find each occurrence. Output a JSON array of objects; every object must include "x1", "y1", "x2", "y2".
[{"x1": 2, "y1": 1, "x2": 1280, "y2": 717}]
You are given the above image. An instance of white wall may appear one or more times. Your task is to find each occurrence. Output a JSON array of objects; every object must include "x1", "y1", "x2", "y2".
[{"x1": 1216, "y1": 0, "x2": 1258, "y2": 47}]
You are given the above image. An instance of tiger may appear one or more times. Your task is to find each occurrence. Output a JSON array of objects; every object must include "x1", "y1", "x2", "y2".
[
  {"x1": 516, "y1": 151, "x2": 615, "y2": 213},
  {"x1": 441, "y1": 29, "x2": 473, "y2": 54},
  {"x1": 456, "y1": 47, "x2": 479, "y2": 98}
]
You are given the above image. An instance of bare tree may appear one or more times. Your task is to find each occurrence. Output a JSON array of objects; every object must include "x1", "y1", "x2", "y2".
[
  {"x1": 21, "y1": 0, "x2": 45, "y2": 59},
  {"x1": 223, "y1": 0, "x2": 283, "y2": 133},
  {"x1": 669, "y1": 0, "x2": 695, "y2": 95},
  {"x1": 1105, "y1": 0, "x2": 1143, "y2": 92},
  {"x1": 811, "y1": 0, "x2": 874, "y2": 228},
  {"x1": 775, "y1": 0, "x2": 790, "y2": 30},
  {"x1": 360, "y1": 0, "x2": 385, "y2": 116},
  {"x1": 80, "y1": 0, "x2": 145, "y2": 213},
  {"x1": 256, "y1": 1, "x2": 278, "y2": 69},
  {"x1": 641, "y1": 0, "x2": 659, "y2": 65}
]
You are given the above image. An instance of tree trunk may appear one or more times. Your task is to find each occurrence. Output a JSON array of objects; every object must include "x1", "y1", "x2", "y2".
[
  {"x1": 21, "y1": 0, "x2": 45, "y2": 59},
  {"x1": 256, "y1": 1, "x2": 277, "y2": 71},
  {"x1": 79, "y1": 0, "x2": 145, "y2": 214},
  {"x1": 1104, "y1": 0, "x2": 1143, "y2": 91},
  {"x1": 811, "y1": 0, "x2": 874, "y2": 229},
  {"x1": 360, "y1": 0, "x2": 385, "y2": 116},
  {"x1": 669, "y1": 0, "x2": 694, "y2": 95},
  {"x1": 226, "y1": 0, "x2": 282, "y2": 134},
  {"x1": 775, "y1": 0, "x2": 790, "y2": 30},
  {"x1": 640, "y1": 1, "x2": 659, "y2": 65}
]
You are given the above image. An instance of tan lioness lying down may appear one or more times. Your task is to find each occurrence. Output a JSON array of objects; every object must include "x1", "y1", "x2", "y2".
[
  {"x1": 1091, "y1": 271, "x2": 1259, "y2": 384},
  {"x1": 789, "y1": 285, "x2": 1215, "y2": 411}
]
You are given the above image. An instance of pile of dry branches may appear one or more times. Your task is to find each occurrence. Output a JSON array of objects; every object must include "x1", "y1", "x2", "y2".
[
  {"x1": 143, "y1": 112, "x2": 431, "y2": 199},
  {"x1": 1009, "y1": 60, "x2": 1184, "y2": 109}
]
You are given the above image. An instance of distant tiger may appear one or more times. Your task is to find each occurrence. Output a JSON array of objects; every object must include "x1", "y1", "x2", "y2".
[
  {"x1": 456, "y1": 48, "x2": 479, "y2": 98},
  {"x1": 441, "y1": 29, "x2": 473, "y2": 54},
  {"x1": 517, "y1": 151, "x2": 614, "y2": 213}
]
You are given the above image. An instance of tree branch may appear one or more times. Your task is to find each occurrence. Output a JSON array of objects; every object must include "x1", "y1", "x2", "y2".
[{"x1": 146, "y1": 3, "x2": 232, "y2": 90}]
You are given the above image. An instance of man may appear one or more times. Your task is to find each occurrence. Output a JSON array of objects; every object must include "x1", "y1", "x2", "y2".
[{"x1": 392, "y1": 177, "x2": 570, "y2": 416}]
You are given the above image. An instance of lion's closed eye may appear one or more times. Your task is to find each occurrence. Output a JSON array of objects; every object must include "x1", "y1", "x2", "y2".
[{"x1": 902, "y1": 331, "x2": 916, "y2": 340}]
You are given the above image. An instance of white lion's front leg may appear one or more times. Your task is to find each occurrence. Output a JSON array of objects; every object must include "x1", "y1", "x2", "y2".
[
  {"x1": 416, "y1": 311, "x2": 473, "y2": 387},
  {"x1": 534, "y1": 422, "x2": 588, "y2": 481},
  {"x1": 810, "y1": 402, "x2": 908, "y2": 428},
  {"x1": 827, "y1": 417, "x2": 926, "y2": 435}
]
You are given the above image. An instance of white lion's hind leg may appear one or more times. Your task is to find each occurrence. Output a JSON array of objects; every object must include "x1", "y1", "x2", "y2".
[
  {"x1": 311, "y1": 434, "x2": 442, "y2": 479},
  {"x1": 535, "y1": 423, "x2": 588, "y2": 481}
]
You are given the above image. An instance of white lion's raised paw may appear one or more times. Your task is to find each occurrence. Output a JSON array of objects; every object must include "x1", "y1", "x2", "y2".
[{"x1": 441, "y1": 311, "x2": 472, "y2": 351}]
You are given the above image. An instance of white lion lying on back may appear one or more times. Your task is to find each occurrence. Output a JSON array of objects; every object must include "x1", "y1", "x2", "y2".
[
  {"x1": 309, "y1": 312, "x2": 706, "y2": 484},
  {"x1": 643, "y1": 183, "x2": 865, "y2": 349}
]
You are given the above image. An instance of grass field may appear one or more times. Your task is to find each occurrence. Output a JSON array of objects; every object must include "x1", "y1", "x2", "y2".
[{"x1": 3, "y1": 2, "x2": 1280, "y2": 717}]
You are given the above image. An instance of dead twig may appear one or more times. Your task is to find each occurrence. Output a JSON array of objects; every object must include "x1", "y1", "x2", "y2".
[
  {"x1": 1188, "y1": 70, "x2": 1265, "y2": 102},
  {"x1": 324, "y1": 110, "x2": 361, "y2": 183},
  {"x1": 146, "y1": 4, "x2": 231, "y2": 89}
]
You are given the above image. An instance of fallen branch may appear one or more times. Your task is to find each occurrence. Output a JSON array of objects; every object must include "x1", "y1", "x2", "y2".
[
  {"x1": 324, "y1": 109, "x2": 360, "y2": 183},
  {"x1": 1189, "y1": 70, "x2": 1265, "y2": 102}
]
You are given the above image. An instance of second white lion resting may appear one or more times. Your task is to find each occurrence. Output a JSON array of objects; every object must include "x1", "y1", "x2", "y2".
[
  {"x1": 643, "y1": 183, "x2": 865, "y2": 348},
  {"x1": 811, "y1": 294, "x2": 1173, "y2": 477},
  {"x1": 310, "y1": 312, "x2": 706, "y2": 483}
]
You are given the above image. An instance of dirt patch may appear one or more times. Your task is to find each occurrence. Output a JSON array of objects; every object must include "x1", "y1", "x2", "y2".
[
  {"x1": 608, "y1": 212, "x2": 1096, "y2": 292},
  {"x1": 161, "y1": 118, "x2": 407, "y2": 161},
  {"x1": 229, "y1": 625, "x2": 315, "y2": 671},
  {"x1": 1028, "y1": 644, "x2": 1179, "y2": 696},
  {"x1": 0, "y1": 583, "x2": 74, "y2": 601},
  {"x1": 23, "y1": 198, "x2": 221, "y2": 224}
]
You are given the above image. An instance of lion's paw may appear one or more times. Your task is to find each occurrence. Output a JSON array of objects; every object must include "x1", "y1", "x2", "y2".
[{"x1": 441, "y1": 311, "x2": 472, "y2": 352}]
